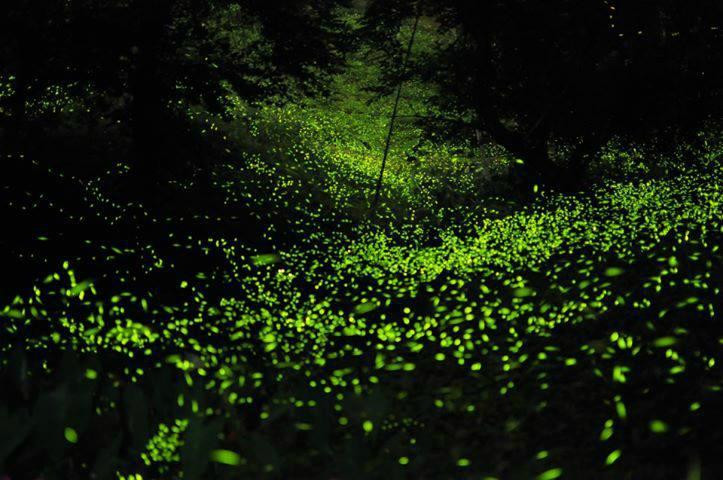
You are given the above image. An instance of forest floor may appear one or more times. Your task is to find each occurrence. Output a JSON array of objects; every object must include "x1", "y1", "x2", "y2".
[{"x1": 2, "y1": 132, "x2": 722, "y2": 480}]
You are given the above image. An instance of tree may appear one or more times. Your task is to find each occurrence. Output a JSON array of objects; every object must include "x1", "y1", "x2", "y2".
[
  {"x1": 115, "y1": 0, "x2": 355, "y2": 181},
  {"x1": 0, "y1": 1, "x2": 77, "y2": 155},
  {"x1": 363, "y1": 0, "x2": 722, "y2": 188},
  {"x1": 1, "y1": 0, "x2": 355, "y2": 184}
]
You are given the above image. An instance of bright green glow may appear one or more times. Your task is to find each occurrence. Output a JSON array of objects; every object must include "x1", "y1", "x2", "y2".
[
  {"x1": 604, "y1": 267, "x2": 624, "y2": 277},
  {"x1": 605, "y1": 449, "x2": 621, "y2": 465},
  {"x1": 210, "y1": 449, "x2": 242, "y2": 466},
  {"x1": 64, "y1": 427, "x2": 78, "y2": 444},
  {"x1": 649, "y1": 420, "x2": 669, "y2": 433},
  {"x1": 536, "y1": 468, "x2": 563, "y2": 480},
  {"x1": 652, "y1": 337, "x2": 677, "y2": 348}
]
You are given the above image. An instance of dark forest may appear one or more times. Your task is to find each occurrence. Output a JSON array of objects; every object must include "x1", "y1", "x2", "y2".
[{"x1": 1, "y1": 1, "x2": 722, "y2": 479}]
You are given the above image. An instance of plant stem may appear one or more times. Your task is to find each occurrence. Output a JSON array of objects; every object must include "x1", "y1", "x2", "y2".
[{"x1": 370, "y1": 6, "x2": 421, "y2": 216}]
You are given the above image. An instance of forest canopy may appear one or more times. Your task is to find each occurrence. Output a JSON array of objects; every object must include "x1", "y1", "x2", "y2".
[
  {"x1": 363, "y1": 0, "x2": 722, "y2": 184},
  {"x1": 2, "y1": 0, "x2": 720, "y2": 185}
]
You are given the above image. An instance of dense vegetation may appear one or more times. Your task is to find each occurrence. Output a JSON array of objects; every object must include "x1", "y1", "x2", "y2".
[{"x1": 1, "y1": 1, "x2": 721, "y2": 479}]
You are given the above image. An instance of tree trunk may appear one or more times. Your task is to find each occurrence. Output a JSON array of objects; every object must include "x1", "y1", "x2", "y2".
[
  {"x1": 562, "y1": 130, "x2": 610, "y2": 189},
  {"x1": 469, "y1": 10, "x2": 571, "y2": 191},
  {"x1": 522, "y1": 137, "x2": 556, "y2": 186},
  {"x1": 475, "y1": 101, "x2": 556, "y2": 188}
]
